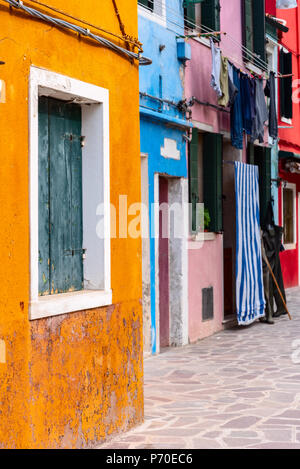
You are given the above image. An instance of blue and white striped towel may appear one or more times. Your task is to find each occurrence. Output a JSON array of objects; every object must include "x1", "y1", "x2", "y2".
[{"x1": 235, "y1": 162, "x2": 266, "y2": 325}]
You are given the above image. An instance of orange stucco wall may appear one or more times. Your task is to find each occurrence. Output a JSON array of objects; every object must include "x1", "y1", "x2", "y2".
[{"x1": 0, "y1": 0, "x2": 143, "y2": 448}]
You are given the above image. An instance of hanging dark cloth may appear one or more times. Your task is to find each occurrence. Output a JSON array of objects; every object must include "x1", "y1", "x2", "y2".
[
  {"x1": 240, "y1": 74, "x2": 253, "y2": 135},
  {"x1": 262, "y1": 202, "x2": 287, "y2": 318},
  {"x1": 230, "y1": 66, "x2": 243, "y2": 150},
  {"x1": 251, "y1": 78, "x2": 268, "y2": 143},
  {"x1": 264, "y1": 71, "x2": 278, "y2": 141},
  {"x1": 228, "y1": 61, "x2": 238, "y2": 107}
]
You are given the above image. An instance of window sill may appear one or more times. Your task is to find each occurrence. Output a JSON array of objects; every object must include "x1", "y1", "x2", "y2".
[
  {"x1": 283, "y1": 243, "x2": 296, "y2": 251},
  {"x1": 138, "y1": 5, "x2": 166, "y2": 27},
  {"x1": 192, "y1": 232, "x2": 217, "y2": 242},
  {"x1": 281, "y1": 117, "x2": 292, "y2": 125},
  {"x1": 245, "y1": 61, "x2": 263, "y2": 76},
  {"x1": 29, "y1": 289, "x2": 113, "y2": 320},
  {"x1": 188, "y1": 34, "x2": 211, "y2": 48}
]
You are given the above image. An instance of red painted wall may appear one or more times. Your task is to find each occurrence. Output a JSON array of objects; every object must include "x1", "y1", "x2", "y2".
[
  {"x1": 278, "y1": 163, "x2": 299, "y2": 288},
  {"x1": 277, "y1": 5, "x2": 300, "y2": 288},
  {"x1": 266, "y1": 0, "x2": 276, "y2": 16}
]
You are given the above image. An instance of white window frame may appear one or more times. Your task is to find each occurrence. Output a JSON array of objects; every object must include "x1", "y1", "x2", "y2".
[
  {"x1": 282, "y1": 181, "x2": 296, "y2": 250},
  {"x1": 138, "y1": 0, "x2": 166, "y2": 28},
  {"x1": 29, "y1": 66, "x2": 112, "y2": 320},
  {"x1": 266, "y1": 39, "x2": 279, "y2": 144}
]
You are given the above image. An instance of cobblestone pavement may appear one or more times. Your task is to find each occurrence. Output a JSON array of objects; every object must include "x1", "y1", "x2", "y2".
[{"x1": 99, "y1": 288, "x2": 300, "y2": 449}]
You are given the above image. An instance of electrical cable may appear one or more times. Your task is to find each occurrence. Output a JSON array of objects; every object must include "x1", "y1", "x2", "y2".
[
  {"x1": 138, "y1": 0, "x2": 270, "y2": 73},
  {"x1": 27, "y1": 0, "x2": 142, "y2": 51},
  {"x1": 1, "y1": 0, "x2": 152, "y2": 65}
]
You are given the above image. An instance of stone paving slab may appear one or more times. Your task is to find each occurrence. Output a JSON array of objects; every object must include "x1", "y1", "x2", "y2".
[{"x1": 99, "y1": 288, "x2": 300, "y2": 449}]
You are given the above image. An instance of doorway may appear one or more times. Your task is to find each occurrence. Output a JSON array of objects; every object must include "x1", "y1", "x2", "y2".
[
  {"x1": 155, "y1": 174, "x2": 188, "y2": 352},
  {"x1": 159, "y1": 176, "x2": 169, "y2": 348}
]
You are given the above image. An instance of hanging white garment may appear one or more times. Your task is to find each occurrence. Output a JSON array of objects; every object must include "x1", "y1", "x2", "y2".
[
  {"x1": 277, "y1": 0, "x2": 297, "y2": 8},
  {"x1": 210, "y1": 37, "x2": 222, "y2": 98}
]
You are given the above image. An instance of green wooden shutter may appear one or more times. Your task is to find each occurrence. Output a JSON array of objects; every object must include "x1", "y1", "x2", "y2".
[
  {"x1": 183, "y1": 0, "x2": 205, "y2": 5},
  {"x1": 189, "y1": 128, "x2": 199, "y2": 233},
  {"x1": 243, "y1": 0, "x2": 254, "y2": 60},
  {"x1": 203, "y1": 133, "x2": 223, "y2": 232},
  {"x1": 248, "y1": 144, "x2": 271, "y2": 229},
  {"x1": 38, "y1": 97, "x2": 83, "y2": 295},
  {"x1": 280, "y1": 50, "x2": 293, "y2": 119},
  {"x1": 253, "y1": 0, "x2": 266, "y2": 65},
  {"x1": 201, "y1": 0, "x2": 220, "y2": 32},
  {"x1": 184, "y1": 4, "x2": 196, "y2": 29}
]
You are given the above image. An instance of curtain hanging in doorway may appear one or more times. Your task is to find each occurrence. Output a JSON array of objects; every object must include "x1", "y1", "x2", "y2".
[{"x1": 235, "y1": 162, "x2": 266, "y2": 325}]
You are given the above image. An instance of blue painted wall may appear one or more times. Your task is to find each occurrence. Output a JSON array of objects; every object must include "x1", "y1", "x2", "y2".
[{"x1": 138, "y1": 0, "x2": 188, "y2": 354}]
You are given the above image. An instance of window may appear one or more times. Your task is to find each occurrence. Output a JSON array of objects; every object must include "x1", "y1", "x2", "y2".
[
  {"x1": 138, "y1": 0, "x2": 166, "y2": 25},
  {"x1": 184, "y1": 0, "x2": 220, "y2": 33},
  {"x1": 280, "y1": 49, "x2": 293, "y2": 120},
  {"x1": 29, "y1": 67, "x2": 112, "y2": 320},
  {"x1": 138, "y1": 0, "x2": 154, "y2": 12},
  {"x1": 189, "y1": 129, "x2": 223, "y2": 233},
  {"x1": 243, "y1": 0, "x2": 266, "y2": 67},
  {"x1": 282, "y1": 183, "x2": 296, "y2": 248}
]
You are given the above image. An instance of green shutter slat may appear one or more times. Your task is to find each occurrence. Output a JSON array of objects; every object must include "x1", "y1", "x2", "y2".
[
  {"x1": 201, "y1": 0, "x2": 220, "y2": 32},
  {"x1": 203, "y1": 133, "x2": 223, "y2": 233},
  {"x1": 38, "y1": 97, "x2": 50, "y2": 295},
  {"x1": 243, "y1": 0, "x2": 254, "y2": 59},
  {"x1": 189, "y1": 128, "x2": 199, "y2": 233},
  {"x1": 253, "y1": 0, "x2": 266, "y2": 65},
  {"x1": 69, "y1": 104, "x2": 84, "y2": 291}
]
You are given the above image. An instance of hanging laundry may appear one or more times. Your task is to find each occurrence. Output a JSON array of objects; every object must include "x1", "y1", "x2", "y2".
[
  {"x1": 218, "y1": 55, "x2": 229, "y2": 106},
  {"x1": 227, "y1": 62, "x2": 238, "y2": 107},
  {"x1": 251, "y1": 78, "x2": 268, "y2": 144},
  {"x1": 277, "y1": 0, "x2": 297, "y2": 8},
  {"x1": 240, "y1": 74, "x2": 253, "y2": 135},
  {"x1": 264, "y1": 71, "x2": 278, "y2": 141},
  {"x1": 235, "y1": 162, "x2": 266, "y2": 326},
  {"x1": 210, "y1": 37, "x2": 222, "y2": 98},
  {"x1": 230, "y1": 66, "x2": 243, "y2": 150},
  {"x1": 249, "y1": 77, "x2": 256, "y2": 124}
]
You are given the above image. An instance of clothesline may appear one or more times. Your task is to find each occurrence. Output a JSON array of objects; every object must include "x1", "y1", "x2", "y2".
[
  {"x1": 178, "y1": 30, "x2": 292, "y2": 80},
  {"x1": 209, "y1": 38, "x2": 278, "y2": 150}
]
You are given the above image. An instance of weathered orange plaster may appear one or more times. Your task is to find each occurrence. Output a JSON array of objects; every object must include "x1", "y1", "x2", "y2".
[{"x1": 0, "y1": 0, "x2": 143, "y2": 448}]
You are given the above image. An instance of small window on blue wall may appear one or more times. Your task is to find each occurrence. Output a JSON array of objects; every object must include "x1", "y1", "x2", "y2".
[{"x1": 138, "y1": 0, "x2": 154, "y2": 12}]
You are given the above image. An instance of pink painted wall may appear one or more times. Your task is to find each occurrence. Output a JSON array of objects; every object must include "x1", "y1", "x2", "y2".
[
  {"x1": 188, "y1": 235, "x2": 224, "y2": 343},
  {"x1": 185, "y1": 0, "x2": 244, "y2": 132},
  {"x1": 185, "y1": 1, "x2": 245, "y2": 343}
]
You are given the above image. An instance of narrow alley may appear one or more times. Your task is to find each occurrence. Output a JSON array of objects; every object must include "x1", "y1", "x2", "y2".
[{"x1": 100, "y1": 288, "x2": 300, "y2": 450}]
